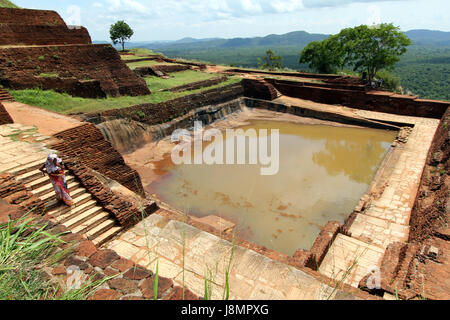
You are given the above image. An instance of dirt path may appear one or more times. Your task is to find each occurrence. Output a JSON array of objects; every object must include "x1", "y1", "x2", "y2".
[{"x1": 3, "y1": 101, "x2": 81, "y2": 135}]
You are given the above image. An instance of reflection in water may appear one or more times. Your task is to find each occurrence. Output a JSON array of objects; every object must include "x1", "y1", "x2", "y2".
[{"x1": 148, "y1": 120, "x2": 397, "y2": 255}]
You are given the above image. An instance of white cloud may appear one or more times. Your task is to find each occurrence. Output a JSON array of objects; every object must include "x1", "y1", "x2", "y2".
[
  {"x1": 105, "y1": 0, "x2": 150, "y2": 15},
  {"x1": 302, "y1": 0, "x2": 407, "y2": 8}
]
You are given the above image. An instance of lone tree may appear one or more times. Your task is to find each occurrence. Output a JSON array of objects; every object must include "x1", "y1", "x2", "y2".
[
  {"x1": 299, "y1": 23, "x2": 411, "y2": 81},
  {"x1": 258, "y1": 49, "x2": 283, "y2": 71},
  {"x1": 110, "y1": 20, "x2": 134, "y2": 51}
]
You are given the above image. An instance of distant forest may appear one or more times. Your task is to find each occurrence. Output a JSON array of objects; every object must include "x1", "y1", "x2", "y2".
[{"x1": 129, "y1": 30, "x2": 450, "y2": 101}]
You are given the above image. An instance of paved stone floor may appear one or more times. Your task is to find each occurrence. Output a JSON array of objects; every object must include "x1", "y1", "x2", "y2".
[
  {"x1": 106, "y1": 212, "x2": 345, "y2": 300},
  {"x1": 0, "y1": 123, "x2": 52, "y2": 173},
  {"x1": 319, "y1": 109, "x2": 439, "y2": 288}
]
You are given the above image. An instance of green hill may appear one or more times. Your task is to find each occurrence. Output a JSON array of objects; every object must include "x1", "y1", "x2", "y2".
[
  {"x1": 0, "y1": 0, "x2": 18, "y2": 8},
  {"x1": 131, "y1": 30, "x2": 450, "y2": 101}
]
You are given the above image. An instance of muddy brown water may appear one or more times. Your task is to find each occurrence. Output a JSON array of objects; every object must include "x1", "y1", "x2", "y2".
[{"x1": 148, "y1": 120, "x2": 397, "y2": 255}]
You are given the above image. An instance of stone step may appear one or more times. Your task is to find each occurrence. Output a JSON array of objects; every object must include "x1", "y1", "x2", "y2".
[
  {"x1": 8, "y1": 159, "x2": 46, "y2": 176},
  {"x1": 63, "y1": 206, "x2": 104, "y2": 229},
  {"x1": 44, "y1": 192, "x2": 92, "y2": 212},
  {"x1": 0, "y1": 151, "x2": 43, "y2": 166},
  {"x1": 85, "y1": 219, "x2": 117, "y2": 241},
  {"x1": 27, "y1": 175, "x2": 75, "y2": 191},
  {"x1": 40, "y1": 186, "x2": 86, "y2": 207},
  {"x1": 71, "y1": 211, "x2": 111, "y2": 235},
  {"x1": 34, "y1": 180, "x2": 80, "y2": 198},
  {"x1": 49, "y1": 199, "x2": 97, "y2": 223},
  {"x1": 17, "y1": 168, "x2": 44, "y2": 184},
  {"x1": 92, "y1": 226, "x2": 122, "y2": 247}
]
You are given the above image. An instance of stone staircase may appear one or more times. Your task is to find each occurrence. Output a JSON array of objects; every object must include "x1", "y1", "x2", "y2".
[
  {"x1": 0, "y1": 88, "x2": 14, "y2": 102},
  {"x1": 0, "y1": 123, "x2": 123, "y2": 246}
]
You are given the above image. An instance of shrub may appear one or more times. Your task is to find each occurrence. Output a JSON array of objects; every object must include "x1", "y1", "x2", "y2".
[
  {"x1": 376, "y1": 70, "x2": 402, "y2": 93},
  {"x1": 136, "y1": 110, "x2": 145, "y2": 119}
]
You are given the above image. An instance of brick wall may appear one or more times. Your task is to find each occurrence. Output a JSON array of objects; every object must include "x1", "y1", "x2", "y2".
[
  {"x1": 0, "y1": 45, "x2": 150, "y2": 97},
  {"x1": 0, "y1": 7, "x2": 66, "y2": 26},
  {"x1": 0, "y1": 102, "x2": 14, "y2": 125},
  {"x1": 0, "y1": 25, "x2": 92, "y2": 46},
  {"x1": 241, "y1": 78, "x2": 278, "y2": 100},
  {"x1": 86, "y1": 83, "x2": 244, "y2": 125},
  {"x1": 270, "y1": 79, "x2": 449, "y2": 119},
  {"x1": 50, "y1": 123, "x2": 145, "y2": 196}
]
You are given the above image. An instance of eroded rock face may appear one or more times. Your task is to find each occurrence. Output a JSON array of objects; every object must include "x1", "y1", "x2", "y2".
[{"x1": 0, "y1": 102, "x2": 13, "y2": 125}]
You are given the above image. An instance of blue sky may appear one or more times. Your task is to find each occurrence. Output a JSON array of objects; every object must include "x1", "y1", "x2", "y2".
[{"x1": 13, "y1": 0, "x2": 450, "y2": 41}]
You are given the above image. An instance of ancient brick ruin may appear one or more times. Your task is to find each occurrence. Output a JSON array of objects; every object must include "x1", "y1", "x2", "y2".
[
  {"x1": 0, "y1": 8, "x2": 149, "y2": 98},
  {"x1": 86, "y1": 82, "x2": 244, "y2": 125},
  {"x1": 50, "y1": 123, "x2": 145, "y2": 196},
  {"x1": 0, "y1": 102, "x2": 13, "y2": 125},
  {"x1": 265, "y1": 78, "x2": 449, "y2": 119}
]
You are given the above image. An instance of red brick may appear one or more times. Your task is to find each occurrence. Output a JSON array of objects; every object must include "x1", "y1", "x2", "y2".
[
  {"x1": 108, "y1": 278, "x2": 139, "y2": 295},
  {"x1": 164, "y1": 286, "x2": 198, "y2": 301},
  {"x1": 141, "y1": 276, "x2": 174, "y2": 299},
  {"x1": 89, "y1": 250, "x2": 120, "y2": 269},
  {"x1": 90, "y1": 289, "x2": 122, "y2": 301},
  {"x1": 51, "y1": 265, "x2": 67, "y2": 276},
  {"x1": 123, "y1": 266, "x2": 152, "y2": 280},
  {"x1": 75, "y1": 240, "x2": 98, "y2": 258},
  {"x1": 111, "y1": 258, "x2": 134, "y2": 272}
]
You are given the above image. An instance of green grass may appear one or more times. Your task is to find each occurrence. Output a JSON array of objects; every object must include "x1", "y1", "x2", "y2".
[
  {"x1": 128, "y1": 48, "x2": 159, "y2": 56},
  {"x1": 39, "y1": 72, "x2": 59, "y2": 78},
  {"x1": 120, "y1": 55, "x2": 152, "y2": 61},
  {"x1": 0, "y1": 0, "x2": 18, "y2": 8},
  {"x1": 10, "y1": 77, "x2": 241, "y2": 114},
  {"x1": 126, "y1": 60, "x2": 175, "y2": 70},
  {"x1": 145, "y1": 70, "x2": 221, "y2": 91},
  {"x1": 0, "y1": 214, "x2": 113, "y2": 300}
]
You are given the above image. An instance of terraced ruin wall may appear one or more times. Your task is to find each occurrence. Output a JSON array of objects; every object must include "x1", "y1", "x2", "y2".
[
  {"x1": 270, "y1": 79, "x2": 449, "y2": 119},
  {"x1": 50, "y1": 124, "x2": 145, "y2": 196},
  {"x1": 85, "y1": 83, "x2": 244, "y2": 125},
  {"x1": 134, "y1": 64, "x2": 191, "y2": 77},
  {"x1": 0, "y1": 25, "x2": 92, "y2": 46},
  {"x1": 410, "y1": 106, "x2": 449, "y2": 241},
  {"x1": 0, "y1": 45, "x2": 150, "y2": 97},
  {"x1": 226, "y1": 68, "x2": 342, "y2": 80},
  {"x1": 241, "y1": 78, "x2": 279, "y2": 101},
  {"x1": 0, "y1": 102, "x2": 13, "y2": 125},
  {"x1": 267, "y1": 78, "x2": 366, "y2": 92},
  {"x1": 0, "y1": 7, "x2": 65, "y2": 26}
]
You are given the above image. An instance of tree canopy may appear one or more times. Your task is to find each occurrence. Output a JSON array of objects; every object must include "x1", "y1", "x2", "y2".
[
  {"x1": 258, "y1": 49, "x2": 283, "y2": 71},
  {"x1": 110, "y1": 21, "x2": 134, "y2": 51},
  {"x1": 299, "y1": 36, "x2": 344, "y2": 74},
  {"x1": 299, "y1": 23, "x2": 412, "y2": 81}
]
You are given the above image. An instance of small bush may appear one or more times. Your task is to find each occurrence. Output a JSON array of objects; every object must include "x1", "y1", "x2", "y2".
[
  {"x1": 376, "y1": 70, "x2": 402, "y2": 93},
  {"x1": 136, "y1": 111, "x2": 145, "y2": 119},
  {"x1": 38, "y1": 56, "x2": 45, "y2": 61}
]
